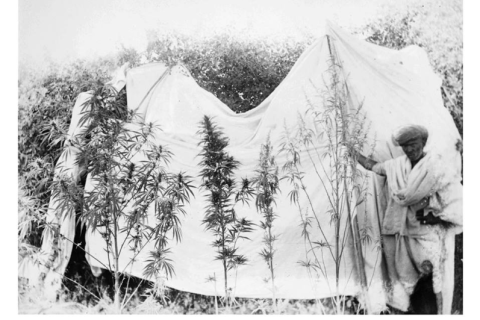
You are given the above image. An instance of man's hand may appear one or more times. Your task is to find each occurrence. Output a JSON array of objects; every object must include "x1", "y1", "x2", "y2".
[
  {"x1": 341, "y1": 144, "x2": 357, "y2": 159},
  {"x1": 456, "y1": 139, "x2": 463, "y2": 153},
  {"x1": 416, "y1": 211, "x2": 443, "y2": 225},
  {"x1": 347, "y1": 146, "x2": 358, "y2": 159}
]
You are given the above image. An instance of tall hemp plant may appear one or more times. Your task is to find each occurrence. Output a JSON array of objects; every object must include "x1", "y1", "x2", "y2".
[
  {"x1": 197, "y1": 115, "x2": 254, "y2": 306},
  {"x1": 51, "y1": 83, "x2": 194, "y2": 312},
  {"x1": 280, "y1": 47, "x2": 376, "y2": 313},
  {"x1": 252, "y1": 136, "x2": 280, "y2": 306}
]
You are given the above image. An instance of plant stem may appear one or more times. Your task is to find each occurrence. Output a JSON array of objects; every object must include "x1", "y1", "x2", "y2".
[
  {"x1": 220, "y1": 211, "x2": 229, "y2": 306},
  {"x1": 266, "y1": 224, "x2": 276, "y2": 309},
  {"x1": 223, "y1": 254, "x2": 228, "y2": 307},
  {"x1": 49, "y1": 267, "x2": 101, "y2": 301},
  {"x1": 121, "y1": 279, "x2": 144, "y2": 310},
  {"x1": 43, "y1": 223, "x2": 111, "y2": 271},
  {"x1": 110, "y1": 179, "x2": 121, "y2": 313},
  {"x1": 213, "y1": 273, "x2": 219, "y2": 315}
]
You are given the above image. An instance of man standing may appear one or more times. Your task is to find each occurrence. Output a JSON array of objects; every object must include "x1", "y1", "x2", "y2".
[{"x1": 353, "y1": 124, "x2": 462, "y2": 314}]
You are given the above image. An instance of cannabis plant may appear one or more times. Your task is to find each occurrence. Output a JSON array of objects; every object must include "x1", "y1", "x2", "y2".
[
  {"x1": 197, "y1": 115, "x2": 254, "y2": 305},
  {"x1": 280, "y1": 45, "x2": 377, "y2": 313},
  {"x1": 251, "y1": 136, "x2": 280, "y2": 305},
  {"x1": 50, "y1": 83, "x2": 194, "y2": 312}
]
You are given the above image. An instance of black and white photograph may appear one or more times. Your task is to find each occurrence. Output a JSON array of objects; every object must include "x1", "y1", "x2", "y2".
[{"x1": 14, "y1": 0, "x2": 466, "y2": 315}]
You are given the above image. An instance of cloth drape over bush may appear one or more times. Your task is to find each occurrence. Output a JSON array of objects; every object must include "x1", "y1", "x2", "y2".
[{"x1": 33, "y1": 23, "x2": 462, "y2": 312}]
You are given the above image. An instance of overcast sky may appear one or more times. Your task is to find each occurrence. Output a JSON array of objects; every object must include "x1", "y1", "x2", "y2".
[{"x1": 18, "y1": 0, "x2": 402, "y2": 66}]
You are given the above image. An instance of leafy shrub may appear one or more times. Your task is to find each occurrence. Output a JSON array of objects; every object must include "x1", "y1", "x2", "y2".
[
  {"x1": 360, "y1": 0, "x2": 462, "y2": 136},
  {"x1": 18, "y1": 59, "x2": 117, "y2": 246},
  {"x1": 145, "y1": 33, "x2": 310, "y2": 113}
]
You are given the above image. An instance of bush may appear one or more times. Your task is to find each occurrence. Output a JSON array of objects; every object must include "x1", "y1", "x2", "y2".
[
  {"x1": 18, "y1": 59, "x2": 118, "y2": 246},
  {"x1": 360, "y1": 0, "x2": 463, "y2": 136},
  {"x1": 145, "y1": 33, "x2": 310, "y2": 113}
]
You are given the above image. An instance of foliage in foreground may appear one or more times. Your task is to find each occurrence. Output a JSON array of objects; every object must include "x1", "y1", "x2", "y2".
[{"x1": 19, "y1": 280, "x2": 367, "y2": 315}]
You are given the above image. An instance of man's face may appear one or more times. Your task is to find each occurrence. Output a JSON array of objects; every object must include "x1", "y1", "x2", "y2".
[{"x1": 400, "y1": 137, "x2": 425, "y2": 163}]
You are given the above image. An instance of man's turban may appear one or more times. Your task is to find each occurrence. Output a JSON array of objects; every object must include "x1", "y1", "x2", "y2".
[{"x1": 391, "y1": 124, "x2": 429, "y2": 146}]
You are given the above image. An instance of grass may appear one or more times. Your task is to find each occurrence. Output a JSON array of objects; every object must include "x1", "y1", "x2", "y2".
[
  {"x1": 20, "y1": 253, "x2": 461, "y2": 315},
  {"x1": 19, "y1": 279, "x2": 366, "y2": 315},
  {"x1": 19, "y1": 259, "x2": 462, "y2": 315}
]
